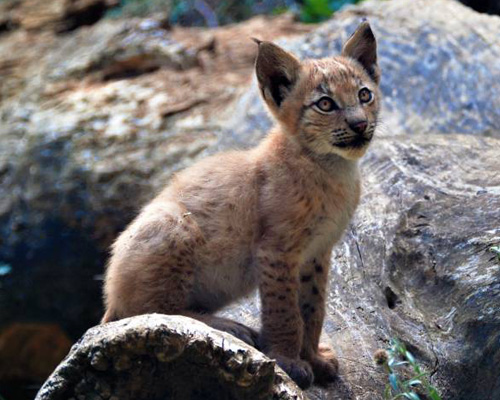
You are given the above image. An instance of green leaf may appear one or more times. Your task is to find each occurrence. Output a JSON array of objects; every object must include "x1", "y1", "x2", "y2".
[
  {"x1": 395, "y1": 361, "x2": 409, "y2": 367},
  {"x1": 491, "y1": 246, "x2": 500, "y2": 261},
  {"x1": 405, "y1": 351, "x2": 421, "y2": 374},
  {"x1": 428, "y1": 386, "x2": 442, "y2": 400},
  {"x1": 389, "y1": 373, "x2": 399, "y2": 391},
  {"x1": 405, "y1": 350, "x2": 416, "y2": 364},
  {"x1": 408, "y1": 379, "x2": 422, "y2": 386},
  {"x1": 396, "y1": 341, "x2": 406, "y2": 355},
  {"x1": 490, "y1": 245, "x2": 500, "y2": 254},
  {"x1": 300, "y1": 0, "x2": 333, "y2": 23},
  {"x1": 384, "y1": 384, "x2": 392, "y2": 399},
  {"x1": 406, "y1": 372, "x2": 429, "y2": 385},
  {"x1": 402, "y1": 393, "x2": 421, "y2": 400},
  {"x1": 306, "y1": 0, "x2": 331, "y2": 15}
]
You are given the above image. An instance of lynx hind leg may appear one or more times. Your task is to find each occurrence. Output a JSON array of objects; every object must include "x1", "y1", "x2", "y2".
[
  {"x1": 184, "y1": 312, "x2": 260, "y2": 348},
  {"x1": 103, "y1": 201, "x2": 204, "y2": 321}
]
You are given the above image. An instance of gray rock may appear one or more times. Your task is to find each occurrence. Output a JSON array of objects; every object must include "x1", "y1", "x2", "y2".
[
  {"x1": 219, "y1": 0, "x2": 500, "y2": 147},
  {"x1": 16, "y1": 0, "x2": 112, "y2": 33},
  {"x1": 0, "y1": 17, "x2": 216, "y2": 337},
  {"x1": 219, "y1": 133, "x2": 500, "y2": 400},
  {"x1": 35, "y1": 314, "x2": 306, "y2": 400},
  {"x1": 46, "y1": 19, "x2": 199, "y2": 81},
  {"x1": 34, "y1": 132, "x2": 500, "y2": 399}
]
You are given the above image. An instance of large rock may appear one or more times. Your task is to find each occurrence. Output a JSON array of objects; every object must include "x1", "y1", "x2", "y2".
[
  {"x1": 35, "y1": 134, "x2": 500, "y2": 400},
  {"x1": 16, "y1": 0, "x2": 115, "y2": 33},
  {"x1": 35, "y1": 314, "x2": 306, "y2": 400},
  {"x1": 0, "y1": 13, "x2": 311, "y2": 338},
  {"x1": 220, "y1": 0, "x2": 500, "y2": 147},
  {"x1": 220, "y1": 133, "x2": 500, "y2": 399}
]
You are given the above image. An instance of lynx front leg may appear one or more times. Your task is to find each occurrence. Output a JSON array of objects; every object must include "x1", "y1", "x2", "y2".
[
  {"x1": 257, "y1": 250, "x2": 314, "y2": 389},
  {"x1": 300, "y1": 252, "x2": 338, "y2": 385}
]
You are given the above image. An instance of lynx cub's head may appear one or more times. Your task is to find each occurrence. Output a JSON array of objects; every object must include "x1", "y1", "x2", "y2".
[{"x1": 255, "y1": 22, "x2": 380, "y2": 160}]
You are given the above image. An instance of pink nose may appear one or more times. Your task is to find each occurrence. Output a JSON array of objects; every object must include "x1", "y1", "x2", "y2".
[{"x1": 349, "y1": 120, "x2": 368, "y2": 134}]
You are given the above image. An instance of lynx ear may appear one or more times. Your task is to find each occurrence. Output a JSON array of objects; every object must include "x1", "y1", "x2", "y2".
[
  {"x1": 342, "y1": 21, "x2": 380, "y2": 84},
  {"x1": 254, "y1": 40, "x2": 301, "y2": 110}
]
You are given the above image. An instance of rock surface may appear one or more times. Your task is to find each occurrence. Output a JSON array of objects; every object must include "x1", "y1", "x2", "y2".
[
  {"x1": 0, "y1": 0, "x2": 116, "y2": 33},
  {"x1": 220, "y1": 133, "x2": 500, "y2": 400},
  {"x1": 35, "y1": 314, "x2": 305, "y2": 400},
  {"x1": 35, "y1": 133, "x2": 500, "y2": 400},
  {"x1": 0, "y1": 12, "x2": 312, "y2": 339},
  {"x1": 220, "y1": 0, "x2": 500, "y2": 148}
]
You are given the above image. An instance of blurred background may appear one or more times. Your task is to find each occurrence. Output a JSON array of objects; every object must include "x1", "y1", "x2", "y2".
[{"x1": 0, "y1": 0, "x2": 499, "y2": 399}]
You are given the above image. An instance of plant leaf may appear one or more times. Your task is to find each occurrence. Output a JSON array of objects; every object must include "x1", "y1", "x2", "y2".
[
  {"x1": 428, "y1": 386, "x2": 442, "y2": 400},
  {"x1": 405, "y1": 350, "x2": 416, "y2": 364},
  {"x1": 384, "y1": 384, "x2": 392, "y2": 399},
  {"x1": 389, "y1": 373, "x2": 399, "y2": 391},
  {"x1": 395, "y1": 361, "x2": 409, "y2": 366}
]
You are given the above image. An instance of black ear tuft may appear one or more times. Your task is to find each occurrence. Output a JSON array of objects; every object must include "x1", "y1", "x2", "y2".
[
  {"x1": 255, "y1": 41, "x2": 301, "y2": 110},
  {"x1": 342, "y1": 21, "x2": 380, "y2": 84}
]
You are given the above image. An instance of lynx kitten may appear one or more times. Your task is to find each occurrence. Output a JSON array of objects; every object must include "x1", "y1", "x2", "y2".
[{"x1": 103, "y1": 22, "x2": 380, "y2": 389}]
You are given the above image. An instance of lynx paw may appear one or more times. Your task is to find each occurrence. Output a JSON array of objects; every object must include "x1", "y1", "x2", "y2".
[
  {"x1": 211, "y1": 319, "x2": 260, "y2": 348},
  {"x1": 309, "y1": 344, "x2": 339, "y2": 385},
  {"x1": 272, "y1": 354, "x2": 314, "y2": 389}
]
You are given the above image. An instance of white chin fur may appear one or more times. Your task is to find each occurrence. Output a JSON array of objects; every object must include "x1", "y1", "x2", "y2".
[{"x1": 332, "y1": 145, "x2": 369, "y2": 160}]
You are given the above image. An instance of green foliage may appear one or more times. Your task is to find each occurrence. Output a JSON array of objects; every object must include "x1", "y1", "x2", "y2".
[
  {"x1": 107, "y1": 0, "x2": 259, "y2": 25},
  {"x1": 106, "y1": 0, "x2": 365, "y2": 25},
  {"x1": 380, "y1": 339, "x2": 442, "y2": 400},
  {"x1": 299, "y1": 0, "x2": 363, "y2": 23},
  {"x1": 299, "y1": 0, "x2": 332, "y2": 23},
  {"x1": 490, "y1": 245, "x2": 500, "y2": 262},
  {"x1": 272, "y1": 5, "x2": 290, "y2": 15}
]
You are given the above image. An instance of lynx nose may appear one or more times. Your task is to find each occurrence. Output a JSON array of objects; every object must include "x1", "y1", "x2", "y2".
[{"x1": 349, "y1": 120, "x2": 368, "y2": 135}]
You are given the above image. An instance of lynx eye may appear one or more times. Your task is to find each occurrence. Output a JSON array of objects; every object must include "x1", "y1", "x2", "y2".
[
  {"x1": 315, "y1": 96, "x2": 338, "y2": 112},
  {"x1": 358, "y1": 88, "x2": 373, "y2": 103}
]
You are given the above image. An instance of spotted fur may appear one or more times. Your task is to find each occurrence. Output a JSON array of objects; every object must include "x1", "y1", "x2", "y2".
[{"x1": 102, "y1": 21, "x2": 380, "y2": 389}]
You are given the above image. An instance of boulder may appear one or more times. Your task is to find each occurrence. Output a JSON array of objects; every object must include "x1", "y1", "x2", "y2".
[
  {"x1": 17, "y1": 0, "x2": 114, "y2": 33},
  {"x1": 35, "y1": 133, "x2": 500, "y2": 399},
  {"x1": 220, "y1": 133, "x2": 500, "y2": 400},
  {"x1": 35, "y1": 314, "x2": 305, "y2": 400},
  {"x1": 0, "y1": 13, "x2": 311, "y2": 339},
  {"x1": 220, "y1": 0, "x2": 500, "y2": 147}
]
